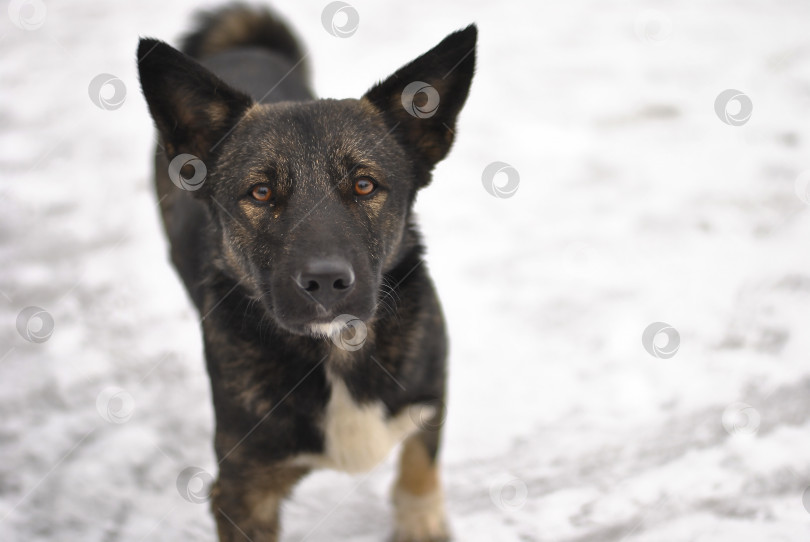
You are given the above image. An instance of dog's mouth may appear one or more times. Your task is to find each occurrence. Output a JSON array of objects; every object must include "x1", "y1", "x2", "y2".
[
  {"x1": 260, "y1": 293, "x2": 376, "y2": 340},
  {"x1": 306, "y1": 314, "x2": 370, "y2": 351},
  {"x1": 305, "y1": 311, "x2": 373, "y2": 341},
  {"x1": 308, "y1": 320, "x2": 348, "y2": 338},
  {"x1": 269, "y1": 316, "x2": 372, "y2": 348}
]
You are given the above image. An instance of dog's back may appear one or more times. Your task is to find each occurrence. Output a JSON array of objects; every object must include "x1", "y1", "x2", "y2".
[{"x1": 153, "y1": 5, "x2": 311, "y2": 308}]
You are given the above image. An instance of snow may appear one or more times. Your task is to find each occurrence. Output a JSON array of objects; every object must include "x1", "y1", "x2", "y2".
[{"x1": 2, "y1": 0, "x2": 810, "y2": 540}]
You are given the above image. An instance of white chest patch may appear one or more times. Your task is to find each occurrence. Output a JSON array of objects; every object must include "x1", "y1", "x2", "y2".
[{"x1": 292, "y1": 375, "x2": 431, "y2": 474}]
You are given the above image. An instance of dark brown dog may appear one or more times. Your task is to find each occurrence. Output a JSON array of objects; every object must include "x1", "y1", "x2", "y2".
[{"x1": 138, "y1": 4, "x2": 475, "y2": 541}]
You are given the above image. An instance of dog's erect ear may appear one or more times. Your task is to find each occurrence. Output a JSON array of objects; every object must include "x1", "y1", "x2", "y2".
[
  {"x1": 363, "y1": 25, "x2": 476, "y2": 179},
  {"x1": 137, "y1": 38, "x2": 253, "y2": 163}
]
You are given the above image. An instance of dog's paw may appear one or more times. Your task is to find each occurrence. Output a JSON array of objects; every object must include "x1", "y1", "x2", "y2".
[{"x1": 391, "y1": 487, "x2": 450, "y2": 542}]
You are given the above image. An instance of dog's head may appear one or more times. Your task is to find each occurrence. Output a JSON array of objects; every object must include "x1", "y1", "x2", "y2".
[{"x1": 138, "y1": 27, "x2": 476, "y2": 337}]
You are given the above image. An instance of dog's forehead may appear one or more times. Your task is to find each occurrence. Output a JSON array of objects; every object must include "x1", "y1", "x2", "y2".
[
  {"x1": 239, "y1": 99, "x2": 387, "y2": 153},
  {"x1": 215, "y1": 98, "x2": 401, "y2": 193}
]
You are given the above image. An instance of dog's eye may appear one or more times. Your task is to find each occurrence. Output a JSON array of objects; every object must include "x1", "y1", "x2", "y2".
[
  {"x1": 251, "y1": 184, "x2": 273, "y2": 203},
  {"x1": 353, "y1": 177, "x2": 376, "y2": 197}
]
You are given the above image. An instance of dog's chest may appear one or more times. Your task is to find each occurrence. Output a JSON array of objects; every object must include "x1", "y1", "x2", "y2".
[{"x1": 293, "y1": 374, "x2": 422, "y2": 473}]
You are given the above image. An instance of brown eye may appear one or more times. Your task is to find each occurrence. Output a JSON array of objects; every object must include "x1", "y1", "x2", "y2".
[
  {"x1": 251, "y1": 184, "x2": 273, "y2": 203},
  {"x1": 353, "y1": 177, "x2": 376, "y2": 197}
]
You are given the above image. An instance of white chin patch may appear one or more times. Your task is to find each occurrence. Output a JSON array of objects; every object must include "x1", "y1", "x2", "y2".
[{"x1": 308, "y1": 322, "x2": 344, "y2": 337}]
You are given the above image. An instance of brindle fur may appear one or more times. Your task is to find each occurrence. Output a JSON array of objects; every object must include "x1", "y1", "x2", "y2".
[{"x1": 138, "y1": 4, "x2": 475, "y2": 541}]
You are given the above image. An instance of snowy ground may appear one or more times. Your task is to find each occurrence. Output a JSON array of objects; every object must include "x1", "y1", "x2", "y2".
[{"x1": 2, "y1": 0, "x2": 810, "y2": 540}]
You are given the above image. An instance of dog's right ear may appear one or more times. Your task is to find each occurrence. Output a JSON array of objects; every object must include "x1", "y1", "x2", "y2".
[{"x1": 137, "y1": 38, "x2": 253, "y2": 166}]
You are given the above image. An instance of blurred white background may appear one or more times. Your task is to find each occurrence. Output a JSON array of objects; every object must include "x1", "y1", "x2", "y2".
[{"x1": 1, "y1": 0, "x2": 810, "y2": 540}]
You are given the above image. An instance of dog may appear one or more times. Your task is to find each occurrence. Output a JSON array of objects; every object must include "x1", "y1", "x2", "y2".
[{"x1": 137, "y1": 4, "x2": 476, "y2": 541}]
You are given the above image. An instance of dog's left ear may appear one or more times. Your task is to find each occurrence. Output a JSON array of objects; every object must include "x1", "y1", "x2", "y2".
[
  {"x1": 363, "y1": 25, "x2": 477, "y2": 180},
  {"x1": 137, "y1": 38, "x2": 254, "y2": 166}
]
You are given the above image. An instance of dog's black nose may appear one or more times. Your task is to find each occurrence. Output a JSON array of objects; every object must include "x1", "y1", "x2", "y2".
[{"x1": 295, "y1": 258, "x2": 355, "y2": 308}]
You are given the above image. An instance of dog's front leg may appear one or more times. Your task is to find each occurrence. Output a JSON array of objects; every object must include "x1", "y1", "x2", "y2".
[
  {"x1": 392, "y1": 428, "x2": 449, "y2": 542},
  {"x1": 211, "y1": 464, "x2": 309, "y2": 542}
]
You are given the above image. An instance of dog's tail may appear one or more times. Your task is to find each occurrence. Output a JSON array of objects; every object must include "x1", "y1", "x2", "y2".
[{"x1": 180, "y1": 3, "x2": 306, "y2": 68}]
